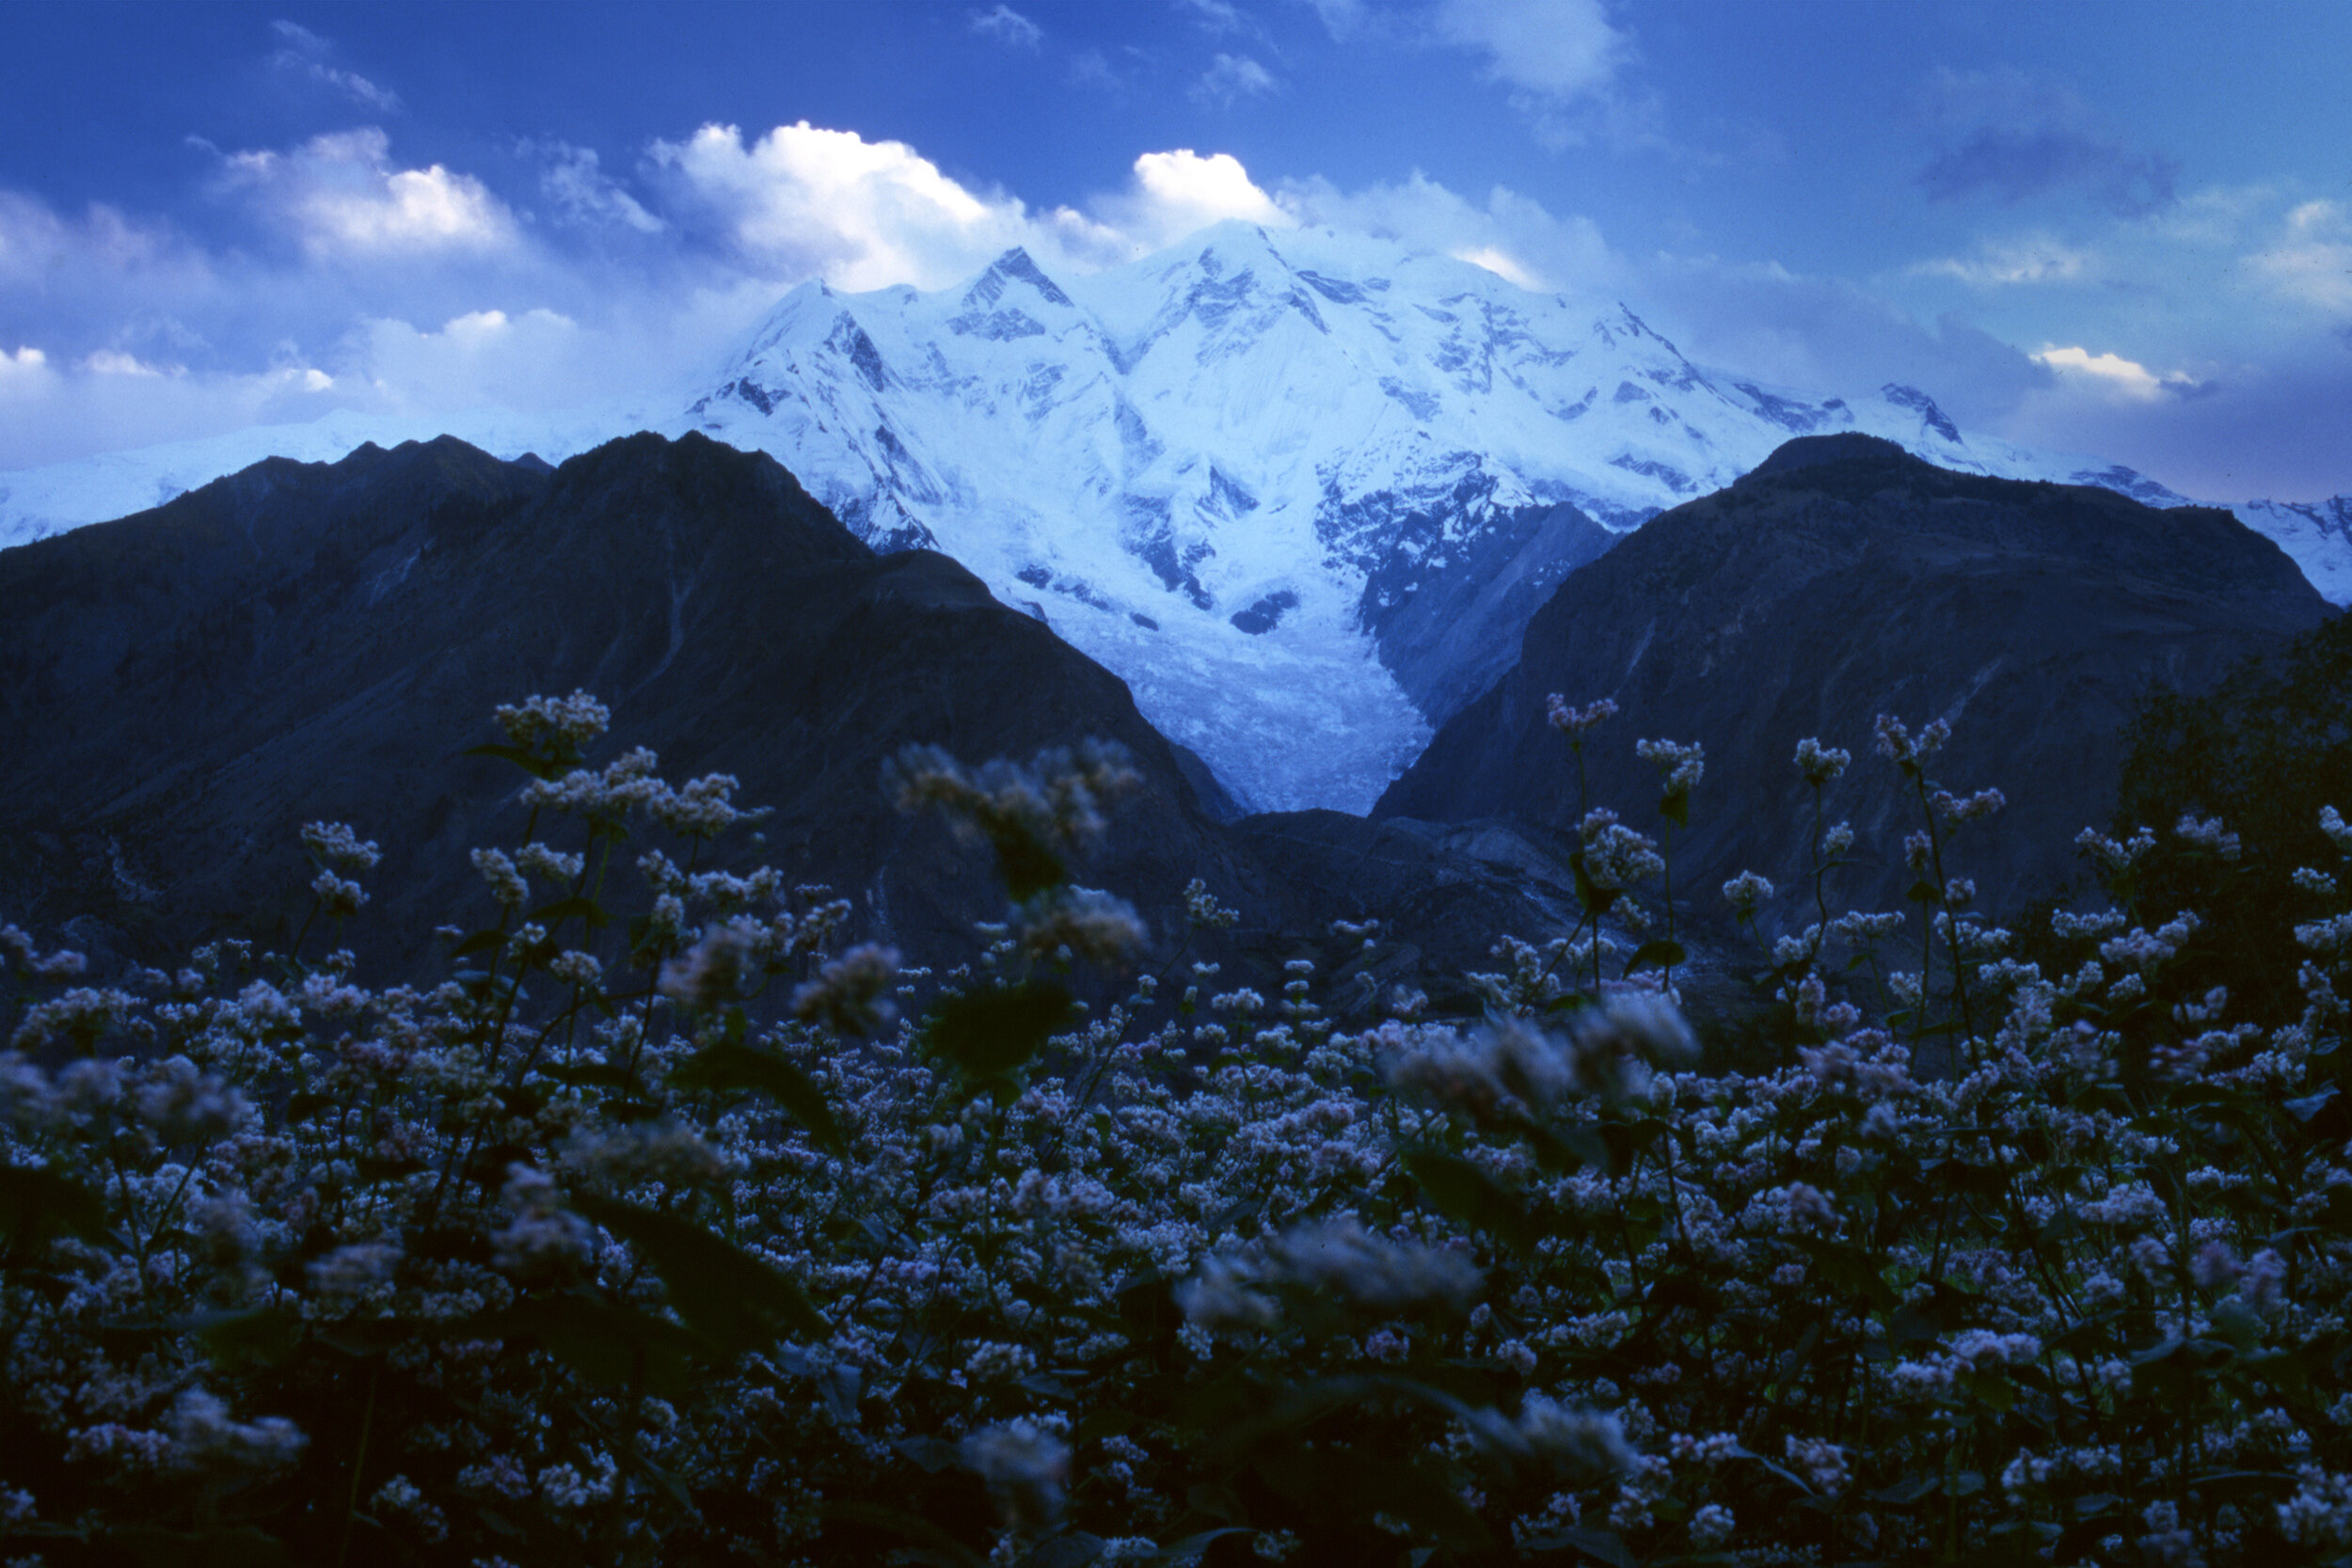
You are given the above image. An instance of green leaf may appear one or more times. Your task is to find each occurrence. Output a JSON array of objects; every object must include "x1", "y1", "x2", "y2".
[
  {"x1": 0, "y1": 1165, "x2": 109, "y2": 1251},
  {"x1": 100, "y1": 1526, "x2": 295, "y2": 1568},
  {"x1": 2209, "y1": 1296, "x2": 2266, "y2": 1352},
  {"x1": 1529, "y1": 1526, "x2": 1635, "y2": 1568},
  {"x1": 1018, "y1": 1534, "x2": 1107, "y2": 1568},
  {"x1": 1255, "y1": 1447, "x2": 1490, "y2": 1551},
  {"x1": 496, "y1": 1290, "x2": 702, "y2": 1395},
  {"x1": 820, "y1": 1500, "x2": 986, "y2": 1568},
  {"x1": 1623, "y1": 939, "x2": 1686, "y2": 975},
  {"x1": 1405, "y1": 1150, "x2": 1537, "y2": 1252},
  {"x1": 1659, "y1": 789, "x2": 1690, "y2": 829},
  {"x1": 1958, "y1": 1366, "x2": 2016, "y2": 1412},
  {"x1": 574, "y1": 1194, "x2": 825, "y2": 1352},
  {"x1": 1150, "y1": 1530, "x2": 1254, "y2": 1561},
  {"x1": 1570, "y1": 852, "x2": 1624, "y2": 918},
  {"x1": 190, "y1": 1304, "x2": 303, "y2": 1369},
  {"x1": 924, "y1": 983, "x2": 1073, "y2": 1094},
  {"x1": 1870, "y1": 1475, "x2": 1942, "y2": 1506},
  {"x1": 992, "y1": 830, "x2": 1070, "y2": 904},
  {"x1": 1905, "y1": 879, "x2": 1942, "y2": 904},
  {"x1": 2285, "y1": 1085, "x2": 2340, "y2": 1123},
  {"x1": 532, "y1": 895, "x2": 611, "y2": 929},
  {"x1": 669, "y1": 1042, "x2": 849, "y2": 1157},
  {"x1": 462, "y1": 741, "x2": 554, "y2": 779},
  {"x1": 447, "y1": 927, "x2": 504, "y2": 959}
]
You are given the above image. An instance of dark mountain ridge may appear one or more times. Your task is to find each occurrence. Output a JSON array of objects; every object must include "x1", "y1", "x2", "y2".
[
  {"x1": 0, "y1": 432, "x2": 1581, "y2": 1004},
  {"x1": 1378, "y1": 434, "x2": 2334, "y2": 924}
]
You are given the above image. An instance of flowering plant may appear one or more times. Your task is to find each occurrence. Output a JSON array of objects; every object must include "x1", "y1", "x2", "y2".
[{"x1": 4, "y1": 688, "x2": 2350, "y2": 1567}]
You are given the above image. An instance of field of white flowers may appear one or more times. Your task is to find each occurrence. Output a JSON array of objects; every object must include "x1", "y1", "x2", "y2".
[{"x1": 5, "y1": 683, "x2": 2351, "y2": 1568}]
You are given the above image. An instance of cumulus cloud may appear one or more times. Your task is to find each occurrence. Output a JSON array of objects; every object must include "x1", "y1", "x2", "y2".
[
  {"x1": 4, "y1": 107, "x2": 2341, "y2": 503},
  {"x1": 1107, "y1": 150, "x2": 1293, "y2": 249},
  {"x1": 968, "y1": 5, "x2": 1041, "y2": 47},
  {"x1": 650, "y1": 121, "x2": 1041, "y2": 291},
  {"x1": 269, "y1": 22, "x2": 404, "y2": 115},
  {"x1": 1915, "y1": 68, "x2": 2177, "y2": 216},
  {"x1": 1193, "y1": 53, "x2": 1280, "y2": 104},
  {"x1": 2030, "y1": 345, "x2": 2212, "y2": 403},
  {"x1": 218, "y1": 129, "x2": 518, "y2": 259}
]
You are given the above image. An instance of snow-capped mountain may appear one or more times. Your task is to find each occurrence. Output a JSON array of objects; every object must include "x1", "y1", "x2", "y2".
[
  {"x1": 2, "y1": 221, "x2": 2337, "y2": 812},
  {"x1": 666, "y1": 222, "x2": 2210, "y2": 809}
]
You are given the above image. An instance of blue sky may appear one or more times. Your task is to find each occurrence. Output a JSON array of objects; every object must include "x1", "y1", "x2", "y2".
[{"x1": 3, "y1": 0, "x2": 2347, "y2": 499}]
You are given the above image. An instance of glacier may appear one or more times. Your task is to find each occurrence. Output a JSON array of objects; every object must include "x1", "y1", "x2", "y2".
[{"x1": 4, "y1": 221, "x2": 2341, "y2": 814}]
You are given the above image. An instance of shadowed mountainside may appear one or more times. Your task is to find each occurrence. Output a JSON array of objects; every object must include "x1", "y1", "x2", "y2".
[
  {"x1": 1378, "y1": 434, "x2": 2335, "y2": 925},
  {"x1": 0, "y1": 432, "x2": 1581, "y2": 1003}
]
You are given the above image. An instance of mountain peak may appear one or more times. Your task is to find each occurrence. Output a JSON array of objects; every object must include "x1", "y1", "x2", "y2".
[
  {"x1": 962, "y1": 246, "x2": 1075, "y2": 311},
  {"x1": 1743, "y1": 431, "x2": 1922, "y2": 482}
]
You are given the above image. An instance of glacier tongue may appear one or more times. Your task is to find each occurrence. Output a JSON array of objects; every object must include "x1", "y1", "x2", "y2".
[{"x1": 3, "y1": 220, "x2": 2328, "y2": 813}]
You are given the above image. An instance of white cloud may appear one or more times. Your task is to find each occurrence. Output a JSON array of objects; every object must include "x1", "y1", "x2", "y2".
[
  {"x1": 652, "y1": 121, "x2": 1038, "y2": 291},
  {"x1": 1277, "y1": 169, "x2": 1617, "y2": 297},
  {"x1": 1451, "y1": 245, "x2": 1541, "y2": 289},
  {"x1": 1914, "y1": 236, "x2": 2093, "y2": 287},
  {"x1": 269, "y1": 21, "x2": 404, "y2": 114},
  {"x1": 1193, "y1": 53, "x2": 1280, "y2": 104},
  {"x1": 220, "y1": 129, "x2": 518, "y2": 259},
  {"x1": 968, "y1": 5, "x2": 1041, "y2": 47},
  {"x1": 0, "y1": 345, "x2": 55, "y2": 396},
  {"x1": 2030, "y1": 344, "x2": 2207, "y2": 402},
  {"x1": 85, "y1": 349, "x2": 174, "y2": 377},
  {"x1": 1297, "y1": 0, "x2": 1369, "y2": 39},
  {"x1": 356, "y1": 308, "x2": 594, "y2": 414},
  {"x1": 1432, "y1": 0, "x2": 1628, "y2": 101},
  {"x1": 529, "y1": 141, "x2": 665, "y2": 234},
  {"x1": 2248, "y1": 198, "x2": 2352, "y2": 316},
  {"x1": 1130, "y1": 150, "x2": 1291, "y2": 232},
  {"x1": 1179, "y1": 0, "x2": 1252, "y2": 35}
]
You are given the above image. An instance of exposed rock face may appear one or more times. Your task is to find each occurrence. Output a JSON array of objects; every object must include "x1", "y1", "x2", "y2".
[{"x1": 1377, "y1": 436, "x2": 2336, "y2": 924}]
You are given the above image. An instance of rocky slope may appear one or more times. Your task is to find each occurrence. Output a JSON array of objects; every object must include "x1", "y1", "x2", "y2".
[{"x1": 1377, "y1": 434, "x2": 2336, "y2": 924}]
